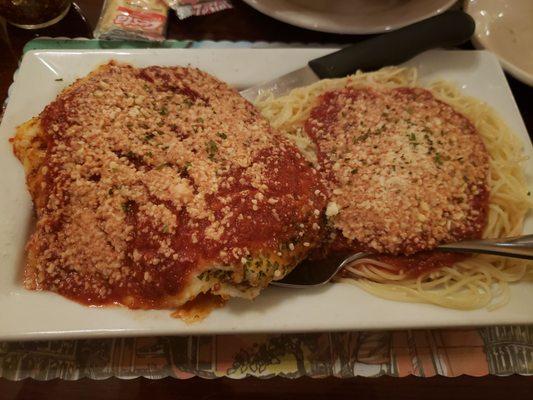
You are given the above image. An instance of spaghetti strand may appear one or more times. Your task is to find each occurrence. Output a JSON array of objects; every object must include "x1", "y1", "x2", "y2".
[{"x1": 257, "y1": 67, "x2": 533, "y2": 310}]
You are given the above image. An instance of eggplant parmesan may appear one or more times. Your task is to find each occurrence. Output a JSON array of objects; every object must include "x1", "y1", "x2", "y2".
[
  {"x1": 12, "y1": 62, "x2": 326, "y2": 317},
  {"x1": 305, "y1": 86, "x2": 490, "y2": 256}
]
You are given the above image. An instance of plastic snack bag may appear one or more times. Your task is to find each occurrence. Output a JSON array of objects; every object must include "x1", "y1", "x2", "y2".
[
  {"x1": 165, "y1": 0, "x2": 232, "y2": 20},
  {"x1": 94, "y1": 0, "x2": 169, "y2": 41}
]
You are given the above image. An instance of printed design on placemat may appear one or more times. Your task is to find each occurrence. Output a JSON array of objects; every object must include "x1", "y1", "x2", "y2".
[
  {"x1": 390, "y1": 330, "x2": 488, "y2": 377},
  {"x1": 4, "y1": 329, "x2": 531, "y2": 379},
  {"x1": 479, "y1": 326, "x2": 533, "y2": 376},
  {"x1": 225, "y1": 334, "x2": 332, "y2": 378},
  {"x1": 330, "y1": 332, "x2": 392, "y2": 378},
  {"x1": 0, "y1": 341, "x2": 79, "y2": 380}
]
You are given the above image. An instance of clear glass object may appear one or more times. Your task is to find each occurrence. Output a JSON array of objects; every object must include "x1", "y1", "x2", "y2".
[{"x1": 0, "y1": 0, "x2": 72, "y2": 29}]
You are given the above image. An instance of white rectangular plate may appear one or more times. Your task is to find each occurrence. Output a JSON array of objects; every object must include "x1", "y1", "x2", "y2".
[{"x1": 1, "y1": 49, "x2": 532, "y2": 341}]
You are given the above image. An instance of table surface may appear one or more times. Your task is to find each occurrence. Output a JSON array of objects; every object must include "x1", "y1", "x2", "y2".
[{"x1": 1, "y1": 1, "x2": 532, "y2": 398}]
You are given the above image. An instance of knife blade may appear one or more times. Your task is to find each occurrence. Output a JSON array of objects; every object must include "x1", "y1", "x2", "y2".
[{"x1": 240, "y1": 10, "x2": 475, "y2": 102}]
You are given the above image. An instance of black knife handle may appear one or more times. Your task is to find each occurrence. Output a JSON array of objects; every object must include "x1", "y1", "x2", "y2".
[{"x1": 308, "y1": 10, "x2": 475, "y2": 79}]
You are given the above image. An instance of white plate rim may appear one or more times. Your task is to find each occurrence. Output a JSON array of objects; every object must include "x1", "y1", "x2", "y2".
[
  {"x1": 241, "y1": 0, "x2": 457, "y2": 34},
  {"x1": 0, "y1": 48, "x2": 532, "y2": 341}
]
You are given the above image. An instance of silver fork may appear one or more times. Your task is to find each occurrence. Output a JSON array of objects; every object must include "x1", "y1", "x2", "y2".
[{"x1": 270, "y1": 235, "x2": 533, "y2": 288}]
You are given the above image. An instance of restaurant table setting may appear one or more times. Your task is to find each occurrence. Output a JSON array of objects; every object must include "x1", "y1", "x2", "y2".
[{"x1": 0, "y1": 0, "x2": 532, "y2": 385}]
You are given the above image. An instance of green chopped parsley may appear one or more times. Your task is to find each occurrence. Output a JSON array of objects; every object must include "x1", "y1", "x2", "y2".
[
  {"x1": 143, "y1": 133, "x2": 155, "y2": 142},
  {"x1": 206, "y1": 140, "x2": 218, "y2": 160},
  {"x1": 122, "y1": 200, "x2": 134, "y2": 213},
  {"x1": 408, "y1": 132, "x2": 419, "y2": 147},
  {"x1": 354, "y1": 133, "x2": 369, "y2": 143},
  {"x1": 156, "y1": 162, "x2": 170, "y2": 170}
]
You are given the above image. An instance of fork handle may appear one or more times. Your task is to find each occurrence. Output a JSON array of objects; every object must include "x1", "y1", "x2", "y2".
[{"x1": 437, "y1": 235, "x2": 533, "y2": 260}]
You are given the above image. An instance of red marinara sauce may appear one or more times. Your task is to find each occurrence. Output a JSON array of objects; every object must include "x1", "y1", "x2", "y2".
[
  {"x1": 27, "y1": 63, "x2": 327, "y2": 309},
  {"x1": 305, "y1": 85, "x2": 490, "y2": 275}
]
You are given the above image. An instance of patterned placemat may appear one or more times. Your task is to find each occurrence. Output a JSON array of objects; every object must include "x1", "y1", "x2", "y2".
[
  {"x1": 2, "y1": 38, "x2": 532, "y2": 380},
  {"x1": 1, "y1": 327, "x2": 532, "y2": 379}
]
